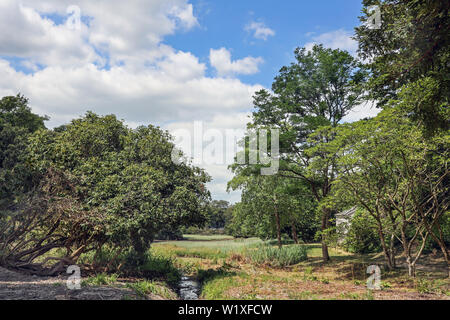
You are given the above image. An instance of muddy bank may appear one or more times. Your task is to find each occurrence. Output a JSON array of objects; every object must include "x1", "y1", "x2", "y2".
[{"x1": 0, "y1": 266, "x2": 158, "y2": 300}]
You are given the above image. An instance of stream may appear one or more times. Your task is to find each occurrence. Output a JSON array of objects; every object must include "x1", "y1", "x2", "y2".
[{"x1": 178, "y1": 275, "x2": 200, "y2": 300}]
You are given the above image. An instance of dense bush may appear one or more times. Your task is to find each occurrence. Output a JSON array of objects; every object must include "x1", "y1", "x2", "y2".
[
  {"x1": 0, "y1": 102, "x2": 210, "y2": 274},
  {"x1": 343, "y1": 209, "x2": 381, "y2": 254}
]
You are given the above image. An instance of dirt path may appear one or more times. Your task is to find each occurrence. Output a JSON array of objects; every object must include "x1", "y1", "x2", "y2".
[{"x1": 0, "y1": 267, "x2": 146, "y2": 300}]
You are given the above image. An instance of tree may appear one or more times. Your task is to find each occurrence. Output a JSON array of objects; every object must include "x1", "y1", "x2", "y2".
[
  {"x1": 232, "y1": 45, "x2": 366, "y2": 261},
  {"x1": 355, "y1": 0, "x2": 449, "y2": 134},
  {"x1": 206, "y1": 200, "x2": 230, "y2": 229},
  {"x1": 0, "y1": 95, "x2": 47, "y2": 205},
  {"x1": 321, "y1": 107, "x2": 448, "y2": 275},
  {"x1": 228, "y1": 174, "x2": 318, "y2": 247},
  {"x1": 0, "y1": 109, "x2": 210, "y2": 274}
]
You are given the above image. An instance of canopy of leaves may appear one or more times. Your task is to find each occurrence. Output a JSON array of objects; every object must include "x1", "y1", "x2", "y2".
[
  {"x1": 1, "y1": 108, "x2": 210, "y2": 273},
  {"x1": 355, "y1": 0, "x2": 449, "y2": 134}
]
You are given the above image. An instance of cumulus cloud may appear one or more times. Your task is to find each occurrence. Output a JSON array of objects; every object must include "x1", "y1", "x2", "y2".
[
  {"x1": 342, "y1": 101, "x2": 380, "y2": 123},
  {"x1": 165, "y1": 112, "x2": 251, "y2": 203},
  {"x1": 0, "y1": 0, "x2": 199, "y2": 67},
  {"x1": 0, "y1": 0, "x2": 264, "y2": 202},
  {"x1": 209, "y1": 48, "x2": 263, "y2": 76},
  {"x1": 245, "y1": 21, "x2": 275, "y2": 41},
  {"x1": 304, "y1": 29, "x2": 358, "y2": 55}
]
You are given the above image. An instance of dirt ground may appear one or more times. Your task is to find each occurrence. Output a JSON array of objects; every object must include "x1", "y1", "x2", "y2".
[{"x1": 0, "y1": 267, "x2": 152, "y2": 300}]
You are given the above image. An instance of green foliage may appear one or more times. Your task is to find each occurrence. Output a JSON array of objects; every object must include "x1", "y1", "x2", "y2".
[
  {"x1": 227, "y1": 176, "x2": 318, "y2": 244},
  {"x1": 0, "y1": 107, "x2": 211, "y2": 273},
  {"x1": 206, "y1": 200, "x2": 230, "y2": 229},
  {"x1": 355, "y1": 0, "x2": 449, "y2": 134},
  {"x1": 0, "y1": 95, "x2": 47, "y2": 204},
  {"x1": 344, "y1": 209, "x2": 381, "y2": 254},
  {"x1": 82, "y1": 273, "x2": 118, "y2": 286},
  {"x1": 229, "y1": 45, "x2": 366, "y2": 260},
  {"x1": 244, "y1": 244, "x2": 307, "y2": 267}
]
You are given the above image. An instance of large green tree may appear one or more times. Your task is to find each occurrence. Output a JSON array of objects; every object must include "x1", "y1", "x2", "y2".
[
  {"x1": 355, "y1": 0, "x2": 449, "y2": 134},
  {"x1": 316, "y1": 106, "x2": 449, "y2": 275},
  {"x1": 231, "y1": 45, "x2": 366, "y2": 261},
  {"x1": 0, "y1": 95, "x2": 47, "y2": 205},
  {"x1": 1, "y1": 109, "x2": 210, "y2": 274}
]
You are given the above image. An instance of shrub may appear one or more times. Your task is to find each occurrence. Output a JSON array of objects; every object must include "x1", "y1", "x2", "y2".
[
  {"x1": 344, "y1": 209, "x2": 381, "y2": 254},
  {"x1": 245, "y1": 244, "x2": 307, "y2": 267},
  {"x1": 141, "y1": 252, "x2": 181, "y2": 285}
]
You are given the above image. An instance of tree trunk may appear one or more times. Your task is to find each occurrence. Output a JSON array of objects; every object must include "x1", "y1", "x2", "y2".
[
  {"x1": 407, "y1": 257, "x2": 416, "y2": 277},
  {"x1": 291, "y1": 220, "x2": 299, "y2": 244},
  {"x1": 376, "y1": 220, "x2": 393, "y2": 270},
  {"x1": 321, "y1": 208, "x2": 330, "y2": 262},
  {"x1": 427, "y1": 225, "x2": 450, "y2": 278},
  {"x1": 389, "y1": 233, "x2": 396, "y2": 268},
  {"x1": 274, "y1": 207, "x2": 282, "y2": 248}
]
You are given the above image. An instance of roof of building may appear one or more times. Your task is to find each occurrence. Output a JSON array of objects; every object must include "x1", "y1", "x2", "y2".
[{"x1": 335, "y1": 206, "x2": 357, "y2": 218}]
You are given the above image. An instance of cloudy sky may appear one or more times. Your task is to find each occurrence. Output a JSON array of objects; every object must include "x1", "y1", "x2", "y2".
[{"x1": 0, "y1": 0, "x2": 379, "y2": 203}]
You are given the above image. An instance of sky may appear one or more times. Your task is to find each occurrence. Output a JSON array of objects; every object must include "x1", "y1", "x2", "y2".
[{"x1": 0, "y1": 0, "x2": 379, "y2": 203}]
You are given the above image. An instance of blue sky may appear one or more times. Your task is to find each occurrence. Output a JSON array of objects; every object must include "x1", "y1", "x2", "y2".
[
  {"x1": 0, "y1": 0, "x2": 375, "y2": 203},
  {"x1": 167, "y1": 0, "x2": 363, "y2": 87}
]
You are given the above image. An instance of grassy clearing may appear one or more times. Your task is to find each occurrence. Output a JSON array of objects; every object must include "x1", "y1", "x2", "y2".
[
  {"x1": 154, "y1": 237, "x2": 262, "y2": 251},
  {"x1": 182, "y1": 234, "x2": 235, "y2": 241},
  {"x1": 154, "y1": 235, "x2": 450, "y2": 300}
]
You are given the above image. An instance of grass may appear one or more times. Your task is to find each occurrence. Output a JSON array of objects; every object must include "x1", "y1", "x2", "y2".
[
  {"x1": 244, "y1": 244, "x2": 308, "y2": 267},
  {"x1": 154, "y1": 237, "x2": 262, "y2": 251},
  {"x1": 153, "y1": 235, "x2": 450, "y2": 300},
  {"x1": 74, "y1": 235, "x2": 449, "y2": 300},
  {"x1": 182, "y1": 234, "x2": 235, "y2": 241},
  {"x1": 127, "y1": 280, "x2": 178, "y2": 299},
  {"x1": 82, "y1": 273, "x2": 118, "y2": 286}
]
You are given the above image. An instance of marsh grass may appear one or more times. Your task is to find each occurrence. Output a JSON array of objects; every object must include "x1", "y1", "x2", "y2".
[{"x1": 244, "y1": 244, "x2": 308, "y2": 267}]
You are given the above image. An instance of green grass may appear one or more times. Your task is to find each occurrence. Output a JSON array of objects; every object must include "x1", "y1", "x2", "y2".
[
  {"x1": 82, "y1": 273, "x2": 118, "y2": 286},
  {"x1": 155, "y1": 237, "x2": 262, "y2": 251},
  {"x1": 200, "y1": 272, "x2": 244, "y2": 300},
  {"x1": 152, "y1": 237, "x2": 263, "y2": 262},
  {"x1": 244, "y1": 244, "x2": 308, "y2": 267},
  {"x1": 127, "y1": 280, "x2": 178, "y2": 299},
  {"x1": 182, "y1": 234, "x2": 235, "y2": 241}
]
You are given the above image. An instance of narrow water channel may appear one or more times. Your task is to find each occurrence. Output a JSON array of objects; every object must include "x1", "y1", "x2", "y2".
[{"x1": 178, "y1": 275, "x2": 200, "y2": 300}]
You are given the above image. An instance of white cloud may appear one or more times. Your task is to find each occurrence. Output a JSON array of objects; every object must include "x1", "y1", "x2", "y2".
[
  {"x1": 209, "y1": 48, "x2": 263, "y2": 76},
  {"x1": 304, "y1": 29, "x2": 358, "y2": 55},
  {"x1": 169, "y1": 3, "x2": 199, "y2": 29},
  {"x1": 0, "y1": 0, "x2": 199, "y2": 68},
  {"x1": 245, "y1": 21, "x2": 275, "y2": 41},
  {"x1": 165, "y1": 113, "x2": 251, "y2": 204},
  {"x1": 0, "y1": 0, "x2": 264, "y2": 203},
  {"x1": 342, "y1": 101, "x2": 380, "y2": 123},
  {"x1": 0, "y1": 0, "x2": 97, "y2": 67}
]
